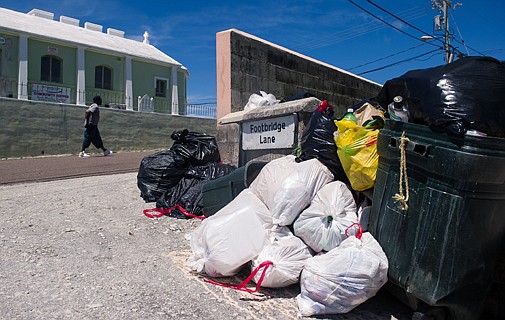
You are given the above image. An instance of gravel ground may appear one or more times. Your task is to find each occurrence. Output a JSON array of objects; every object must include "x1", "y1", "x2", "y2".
[{"x1": 0, "y1": 172, "x2": 415, "y2": 320}]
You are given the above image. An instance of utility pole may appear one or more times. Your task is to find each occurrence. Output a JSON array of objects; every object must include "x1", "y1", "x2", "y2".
[
  {"x1": 442, "y1": 0, "x2": 451, "y2": 63},
  {"x1": 432, "y1": 0, "x2": 458, "y2": 63}
]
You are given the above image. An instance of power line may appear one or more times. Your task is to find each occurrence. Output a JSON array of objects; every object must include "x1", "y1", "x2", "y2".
[
  {"x1": 348, "y1": 42, "x2": 438, "y2": 71},
  {"x1": 344, "y1": 1, "x2": 446, "y2": 75},
  {"x1": 364, "y1": 0, "x2": 439, "y2": 41},
  {"x1": 452, "y1": 38, "x2": 485, "y2": 56},
  {"x1": 358, "y1": 49, "x2": 441, "y2": 75},
  {"x1": 482, "y1": 49, "x2": 505, "y2": 54},
  {"x1": 364, "y1": 0, "x2": 477, "y2": 63},
  {"x1": 347, "y1": 0, "x2": 440, "y2": 47},
  {"x1": 448, "y1": 8, "x2": 469, "y2": 55},
  {"x1": 292, "y1": 7, "x2": 426, "y2": 52}
]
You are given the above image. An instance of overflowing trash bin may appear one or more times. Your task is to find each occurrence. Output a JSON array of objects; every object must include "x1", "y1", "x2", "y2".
[
  {"x1": 368, "y1": 56, "x2": 505, "y2": 320},
  {"x1": 369, "y1": 120, "x2": 505, "y2": 320}
]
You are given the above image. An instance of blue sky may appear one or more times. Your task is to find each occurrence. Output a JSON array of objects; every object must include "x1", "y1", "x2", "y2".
[{"x1": 2, "y1": 0, "x2": 504, "y2": 105}]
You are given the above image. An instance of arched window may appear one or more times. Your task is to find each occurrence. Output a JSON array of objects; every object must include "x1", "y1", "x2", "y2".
[
  {"x1": 95, "y1": 65, "x2": 112, "y2": 90},
  {"x1": 41, "y1": 55, "x2": 62, "y2": 83}
]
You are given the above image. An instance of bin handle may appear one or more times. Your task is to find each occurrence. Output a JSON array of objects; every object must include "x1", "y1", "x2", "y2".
[
  {"x1": 389, "y1": 136, "x2": 430, "y2": 157},
  {"x1": 392, "y1": 132, "x2": 409, "y2": 211}
]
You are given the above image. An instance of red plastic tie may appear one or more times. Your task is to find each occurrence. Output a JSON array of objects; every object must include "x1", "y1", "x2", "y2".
[
  {"x1": 345, "y1": 222, "x2": 363, "y2": 239},
  {"x1": 174, "y1": 204, "x2": 206, "y2": 220},
  {"x1": 143, "y1": 204, "x2": 205, "y2": 220},
  {"x1": 316, "y1": 100, "x2": 333, "y2": 112},
  {"x1": 203, "y1": 260, "x2": 273, "y2": 295},
  {"x1": 143, "y1": 207, "x2": 172, "y2": 218}
]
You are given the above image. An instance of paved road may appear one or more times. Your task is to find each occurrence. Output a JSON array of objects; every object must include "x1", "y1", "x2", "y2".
[
  {"x1": 0, "y1": 150, "x2": 157, "y2": 185},
  {"x1": 0, "y1": 150, "x2": 422, "y2": 319}
]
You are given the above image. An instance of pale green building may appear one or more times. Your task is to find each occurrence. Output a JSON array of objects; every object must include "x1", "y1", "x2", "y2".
[{"x1": 0, "y1": 7, "x2": 189, "y2": 113}]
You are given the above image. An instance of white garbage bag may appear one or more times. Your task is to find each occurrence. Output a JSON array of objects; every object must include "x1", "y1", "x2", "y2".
[
  {"x1": 186, "y1": 190, "x2": 268, "y2": 277},
  {"x1": 266, "y1": 225, "x2": 293, "y2": 241},
  {"x1": 296, "y1": 231, "x2": 388, "y2": 316},
  {"x1": 229, "y1": 188, "x2": 273, "y2": 229},
  {"x1": 244, "y1": 91, "x2": 278, "y2": 110},
  {"x1": 293, "y1": 181, "x2": 358, "y2": 253},
  {"x1": 250, "y1": 155, "x2": 333, "y2": 226},
  {"x1": 251, "y1": 234, "x2": 313, "y2": 288},
  {"x1": 249, "y1": 155, "x2": 296, "y2": 209}
]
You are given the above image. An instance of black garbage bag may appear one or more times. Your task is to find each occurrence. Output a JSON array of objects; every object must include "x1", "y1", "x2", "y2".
[
  {"x1": 280, "y1": 92, "x2": 315, "y2": 103},
  {"x1": 296, "y1": 100, "x2": 350, "y2": 184},
  {"x1": 171, "y1": 130, "x2": 221, "y2": 166},
  {"x1": 137, "y1": 150, "x2": 191, "y2": 203},
  {"x1": 137, "y1": 130, "x2": 222, "y2": 203},
  {"x1": 377, "y1": 56, "x2": 505, "y2": 137},
  {"x1": 156, "y1": 162, "x2": 237, "y2": 219}
]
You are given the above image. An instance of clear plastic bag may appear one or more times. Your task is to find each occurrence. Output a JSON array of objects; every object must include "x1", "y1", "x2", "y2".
[{"x1": 244, "y1": 91, "x2": 278, "y2": 110}]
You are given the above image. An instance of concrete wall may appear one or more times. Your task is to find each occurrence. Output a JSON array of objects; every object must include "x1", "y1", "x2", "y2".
[
  {"x1": 215, "y1": 29, "x2": 383, "y2": 166},
  {"x1": 216, "y1": 29, "x2": 382, "y2": 119},
  {"x1": 0, "y1": 98, "x2": 216, "y2": 159}
]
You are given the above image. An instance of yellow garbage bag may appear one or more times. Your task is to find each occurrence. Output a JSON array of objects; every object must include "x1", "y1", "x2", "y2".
[{"x1": 334, "y1": 118, "x2": 379, "y2": 191}]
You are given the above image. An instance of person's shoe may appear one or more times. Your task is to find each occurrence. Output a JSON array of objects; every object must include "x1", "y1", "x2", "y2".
[
  {"x1": 103, "y1": 149, "x2": 112, "y2": 156},
  {"x1": 79, "y1": 151, "x2": 90, "y2": 158}
]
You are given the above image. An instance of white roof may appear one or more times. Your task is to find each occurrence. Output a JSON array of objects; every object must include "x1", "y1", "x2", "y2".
[{"x1": 0, "y1": 7, "x2": 184, "y2": 68}]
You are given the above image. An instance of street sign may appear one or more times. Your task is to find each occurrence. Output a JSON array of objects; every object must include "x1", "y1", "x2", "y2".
[{"x1": 241, "y1": 114, "x2": 297, "y2": 150}]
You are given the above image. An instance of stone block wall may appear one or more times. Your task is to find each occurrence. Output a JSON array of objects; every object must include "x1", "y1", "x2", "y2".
[{"x1": 216, "y1": 29, "x2": 382, "y2": 120}]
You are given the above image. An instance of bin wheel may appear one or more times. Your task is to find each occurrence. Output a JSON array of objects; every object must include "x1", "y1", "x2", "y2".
[{"x1": 411, "y1": 307, "x2": 446, "y2": 320}]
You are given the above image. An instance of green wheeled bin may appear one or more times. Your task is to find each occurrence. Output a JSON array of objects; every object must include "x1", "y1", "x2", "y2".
[
  {"x1": 201, "y1": 160, "x2": 267, "y2": 217},
  {"x1": 369, "y1": 120, "x2": 505, "y2": 320}
]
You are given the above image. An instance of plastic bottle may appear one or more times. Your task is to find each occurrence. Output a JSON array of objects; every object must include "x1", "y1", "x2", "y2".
[
  {"x1": 343, "y1": 108, "x2": 357, "y2": 123},
  {"x1": 388, "y1": 96, "x2": 409, "y2": 123}
]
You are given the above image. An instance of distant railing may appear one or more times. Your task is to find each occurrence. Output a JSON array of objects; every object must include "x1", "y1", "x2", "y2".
[
  {"x1": 0, "y1": 78, "x2": 216, "y2": 118},
  {"x1": 185, "y1": 104, "x2": 217, "y2": 119},
  {"x1": 152, "y1": 97, "x2": 171, "y2": 113},
  {"x1": 83, "y1": 88, "x2": 129, "y2": 108}
]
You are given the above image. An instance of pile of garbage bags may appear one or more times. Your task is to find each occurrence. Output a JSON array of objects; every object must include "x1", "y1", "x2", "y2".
[
  {"x1": 137, "y1": 129, "x2": 236, "y2": 218},
  {"x1": 136, "y1": 56, "x2": 505, "y2": 317},
  {"x1": 377, "y1": 56, "x2": 505, "y2": 137},
  {"x1": 186, "y1": 154, "x2": 389, "y2": 317}
]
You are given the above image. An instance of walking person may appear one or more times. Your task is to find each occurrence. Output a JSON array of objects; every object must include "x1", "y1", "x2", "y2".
[{"x1": 79, "y1": 95, "x2": 112, "y2": 158}]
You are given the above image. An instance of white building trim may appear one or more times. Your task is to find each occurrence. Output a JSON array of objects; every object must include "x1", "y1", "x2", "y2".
[
  {"x1": 171, "y1": 67, "x2": 179, "y2": 115},
  {"x1": 124, "y1": 56, "x2": 133, "y2": 110},
  {"x1": 17, "y1": 34, "x2": 28, "y2": 100},
  {"x1": 76, "y1": 46, "x2": 85, "y2": 105}
]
